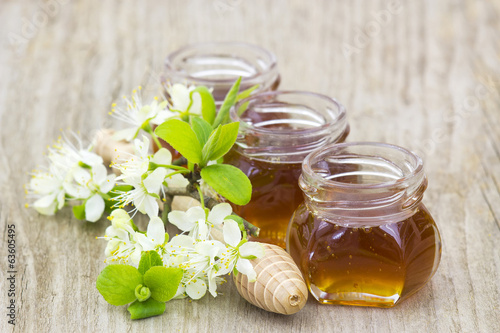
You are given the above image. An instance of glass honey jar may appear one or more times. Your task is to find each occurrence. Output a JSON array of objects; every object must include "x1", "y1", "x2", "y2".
[
  {"x1": 225, "y1": 91, "x2": 350, "y2": 248},
  {"x1": 163, "y1": 41, "x2": 280, "y2": 105},
  {"x1": 286, "y1": 142, "x2": 442, "y2": 307}
]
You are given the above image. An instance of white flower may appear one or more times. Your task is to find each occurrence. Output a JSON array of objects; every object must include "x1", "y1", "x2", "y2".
[
  {"x1": 65, "y1": 164, "x2": 116, "y2": 222},
  {"x1": 163, "y1": 235, "x2": 225, "y2": 299},
  {"x1": 27, "y1": 166, "x2": 66, "y2": 215},
  {"x1": 111, "y1": 87, "x2": 170, "y2": 142},
  {"x1": 168, "y1": 203, "x2": 232, "y2": 240},
  {"x1": 167, "y1": 83, "x2": 202, "y2": 116},
  {"x1": 168, "y1": 206, "x2": 208, "y2": 240},
  {"x1": 100, "y1": 210, "x2": 142, "y2": 266},
  {"x1": 136, "y1": 216, "x2": 167, "y2": 251},
  {"x1": 26, "y1": 133, "x2": 115, "y2": 221},
  {"x1": 113, "y1": 136, "x2": 188, "y2": 217},
  {"x1": 218, "y1": 220, "x2": 265, "y2": 282}
]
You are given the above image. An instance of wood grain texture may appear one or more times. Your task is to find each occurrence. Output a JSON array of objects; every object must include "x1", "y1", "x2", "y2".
[{"x1": 0, "y1": 0, "x2": 499, "y2": 332}]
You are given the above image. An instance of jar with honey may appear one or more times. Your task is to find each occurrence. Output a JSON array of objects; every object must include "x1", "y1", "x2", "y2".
[
  {"x1": 163, "y1": 42, "x2": 280, "y2": 105},
  {"x1": 226, "y1": 91, "x2": 350, "y2": 248},
  {"x1": 286, "y1": 142, "x2": 442, "y2": 307}
]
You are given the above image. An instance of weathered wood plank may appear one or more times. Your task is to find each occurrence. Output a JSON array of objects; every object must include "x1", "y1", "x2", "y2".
[{"x1": 0, "y1": 0, "x2": 498, "y2": 332}]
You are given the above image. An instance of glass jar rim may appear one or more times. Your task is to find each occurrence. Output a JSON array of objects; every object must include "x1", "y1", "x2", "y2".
[
  {"x1": 164, "y1": 41, "x2": 278, "y2": 85},
  {"x1": 302, "y1": 142, "x2": 425, "y2": 190},
  {"x1": 230, "y1": 90, "x2": 348, "y2": 137}
]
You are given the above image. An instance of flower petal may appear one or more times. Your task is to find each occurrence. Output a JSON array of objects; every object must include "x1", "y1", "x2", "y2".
[
  {"x1": 168, "y1": 84, "x2": 190, "y2": 111},
  {"x1": 136, "y1": 233, "x2": 155, "y2": 251},
  {"x1": 194, "y1": 220, "x2": 208, "y2": 240},
  {"x1": 168, "y1": 211, "x2": 195, "y2": 232},
  {"x1": 168, "y1": 235, "x2": 195, "y2": 248},
  {"x1": 134, "y1": 136, "x2": 150, "y2": 157},
  {"x1": 236, "y1": 258, "x2": 257, "y2": 282},
  {"x1": 143, "y1": 195, "x2": 159, "y2": 218},
  {"x1": 73, "y1": 167, "x2": 91, "y2": 185},
  {"x1": 56, "y1": 189, "x2": 65, "y2": 210},
  {"x1": 113, "y1": 127, "x2": 137, "y2": 142},
  {"x1": 239, "y1": 242, "x2": 265, "y2": 259},
  {"x1": 143, "y1": 168, "x2": 167, "y2": 194},
  {"x1": 186, "y1": 206, "x2": 206, "y2": 222},
  {"x1": 185, "y1": 278, "x2": 207, "y2": 300},
  {"x1": 208, "y1": 203, "x2": 232, "y2": 225},
  {"x1": 80, "y1": 150, "x2": 103, "y2": 167},
  {"x1": 147, "y1": 216, "x2": 166, "y2": 245},
  {"x1": 100, "y1": 174, "x2": 116, "y2": 194},
  {"x1": 85, "y1": 193, "x2": 105, "y2": 222},
  {"x1": 164, "y1": 173, "x2": 189, "y2": 188},
  {"x1": 189, "y1": 91, "x2": 202, "y2": 115},
  {"x1": 92, "y1": 164, "x2": 107, "y2": 184},
  {"x1": 223, "y1": 219, "x2": 241, "y2": 247},
  {"x1": 151, "y1": 148, "x2": 172, "y2": 165},
  {"x1": 33, "y1": 194, "x2": 57, "y2": 215}
]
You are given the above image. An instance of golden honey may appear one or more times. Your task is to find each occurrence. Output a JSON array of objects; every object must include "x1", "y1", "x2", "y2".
[
  {"x1": 286, "y1": 142, "x2": 442, "y2": 307},
  {"x1": 227, "y1": 91, "x2": 349, "y2": 247}
]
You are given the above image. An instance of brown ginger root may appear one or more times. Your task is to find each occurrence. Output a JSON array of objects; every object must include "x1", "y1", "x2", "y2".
[{"x1": 172, "y1": 196, "x2": 309, "y2": 315}]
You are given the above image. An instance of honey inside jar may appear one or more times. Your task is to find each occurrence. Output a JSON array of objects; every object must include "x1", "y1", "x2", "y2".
[
  {"x1": 224, "y1": 151, "x2": 303, "y2": 248},
  {"x1": 288, "y1": 203, "x2": 440, "y2": 307},
  {"x1": 286, "y1": 142, "x2": 442, "y2": 307},
  {"x1": 227, "y1": 91, "x2": 349, "y2": 248}
]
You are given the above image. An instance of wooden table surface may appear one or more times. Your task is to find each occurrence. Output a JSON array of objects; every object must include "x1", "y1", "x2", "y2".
[{"x1": 1, "y1": 0, "x2": 499, "y2": 332}]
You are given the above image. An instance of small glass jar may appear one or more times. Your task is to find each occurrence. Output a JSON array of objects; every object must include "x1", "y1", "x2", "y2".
[
  {"x1": 286, "y1": 142, "x2": 442, "y2": 307},
  {"x1": 226, "y1": 91, "x2": 350, "y2": 248},
  {"x1": 163, "y1": 42, "x2": 280, "y2": 105}
]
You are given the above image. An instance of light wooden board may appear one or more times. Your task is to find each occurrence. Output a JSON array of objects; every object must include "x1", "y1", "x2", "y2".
[{"x1": 0, "y1": 0, "x2": 499, "y2": 332}]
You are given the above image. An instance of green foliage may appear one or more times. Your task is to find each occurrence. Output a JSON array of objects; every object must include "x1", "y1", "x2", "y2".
[
  {"x1": 72, "y1": 203, "x2": 86, "y2": 220},
  {"x1": 155, "y1": 78, "x2": 252, "y2": 206},
  {"x1": 200, "y1": 164, "x2": 252, "y2": 205},
  {"x1": 127, "y1": 298, "x2": 166, "y2": 320},
  {"x1": 155, "y1": 119, "x2": 202, "y2": 163},
  {"x1": 96, "y1": 265, "x2": 143, "y2": 306},
  {"x1": 190, "y1": 117, "x2": 213, "y2": 146},
  {"x1": 138, "y1": 251, "x2": 163, "y2": 275},
  {"x1": 235, "y1": 84, "x2": 259, "y2": 116},
  {"x1": 200, "y1": 122, "x2": 239, "y2": 166},
  {"x1": 143, "y1": 267, "x2": 183, "y2": 302},
  {"x1": 236, "y1": 84, "x2": 259, "y2": 101},
  {"x1": 96, "y1": 252, "x2": 183, "y2": 320},
  {"x1": 213, "y1": 77, "x2": 241, "y2": 128}
]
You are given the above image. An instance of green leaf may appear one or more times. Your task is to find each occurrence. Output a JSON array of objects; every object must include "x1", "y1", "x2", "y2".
[
  {"x1": 155, "y1": 119, "x2": 202, "y2": 163},
  {"x1": 201, "y1": 122, "x2": 239, "y2": 165},
  {"x1": 138, "y1": 251, "x2": 164, "y2": 275},
  {"x1": 96, "y1": 265, "x2": 143, "y2": 306},
  {"x1": 143, "y1": 267, "x2": 183, "y2": 302},
  {"x1": 72, "y1": 203, "x2": 86, "y2": 220},
  {"x1": 191, "y1": 117, "x2": 213, "y2": 146},
  {"x1": 236, "y1": 84, "x2": 259, "y2": 101},
  {"x1": 190, "y1": 86, "x2": 216, "y2": 125},
  {"x1": 127, "y1": 298, "x2": 166, "y2": 320},
  {"x1": 200, "y1": 164, "x2": 252, "y2": 205},
  {"x1": 213, "y1": 77, "x2": 241, "y2": 128}
]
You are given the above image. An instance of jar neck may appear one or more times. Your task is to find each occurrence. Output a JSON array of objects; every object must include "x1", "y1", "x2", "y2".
[
  {"x1": 163, "y1": 42, "x2": 280, "y2": 104},
  {"x1": 300, "y1": 142, "x2": 427, "y2": 226},
  {"x1": 230, "y1": 91, "x2": 349, "y2": 163}
]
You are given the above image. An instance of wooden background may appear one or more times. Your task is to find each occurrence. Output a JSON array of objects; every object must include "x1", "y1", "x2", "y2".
[{"x1": 1, "y1": 0, "x2": 499, "y2": 332}]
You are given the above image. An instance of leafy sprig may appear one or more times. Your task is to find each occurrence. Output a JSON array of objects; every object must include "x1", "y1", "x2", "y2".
[{"x1": 97, "y1": 251, "x2": 183, "y2": 319}]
